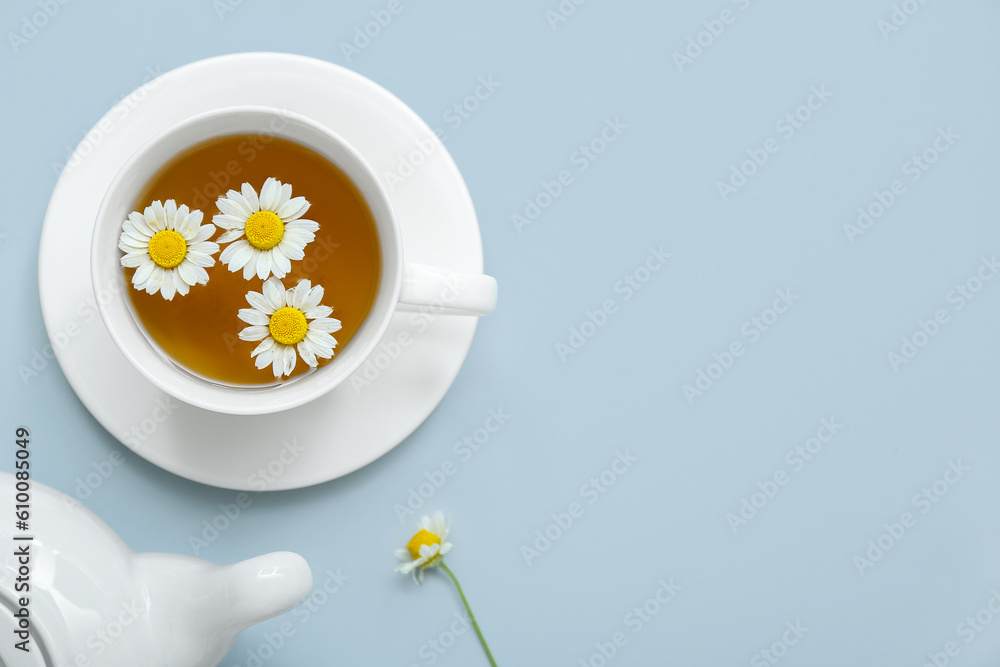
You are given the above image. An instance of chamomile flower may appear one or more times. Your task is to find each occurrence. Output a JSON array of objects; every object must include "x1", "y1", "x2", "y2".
[
  {"x1": 394, "y1": 512, "x2": 453, "y2": 584},
  {"x1": 118, "y1": 200, "x2": 219, "y2": 301},
  {"x1": 215, "y1": 178, "x2": 319, "y2": 281},
  {"x1": 237, "y1": 277, "x2": 341, "y2": 378},
  {"x1": 392, "y1": 513, "x2": 497, "y2": 665}
]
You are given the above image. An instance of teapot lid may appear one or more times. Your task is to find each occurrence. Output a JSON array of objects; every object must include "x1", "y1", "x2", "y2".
[{"x1": 0, "y1": 601, "x2": 48, "y2": 667}]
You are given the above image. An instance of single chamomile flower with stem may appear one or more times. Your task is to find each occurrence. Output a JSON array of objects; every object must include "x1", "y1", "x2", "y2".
[
  {"x1": 118, "y1": 199, "x2": 219, "y2": 301},
  {"x1": 395, "y1": 513, "x2": 497, "y2": 666},
  {"x1": 237, "y1": 276, "x2": 341, "y2": 378},
  {"x1": 215, "y1": 177, "x2": 319, "y2": 281}
]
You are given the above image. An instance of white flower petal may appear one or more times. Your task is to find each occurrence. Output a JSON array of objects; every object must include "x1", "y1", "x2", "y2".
[
  {"x1": 246, "y1": 290, "x2": 274, "y2": 315},
  {"x1": 260, "y1": 178, "x2": 280, "y2": 211},
  {"x1": 175, "y1": 275, "x2": 190, "y2": 297},
  {"x1": 291, "y1": 280, "x2": 311, "y2": 309},
  {"x1": 282, "y1": 344, "x2": 296, "y2": 376},
  {"x1": 255, "y1": 252, "x2": 272, "y2": 280},
  {"x1": 187, "y1": 221, "x2": 214, "y2": 243},
  {"x1": 275, "y1": 182, "x2": 293, "y2": 211},
  {"x1": 130, "y1": 211, "x2": 155, "y2": 236},
  {"x1": 304, "y1": 305, "x2": 333, "y2": 320},
  {"x1": 226, "y1": 189, "x2": 255, "y2": 217},
  {"x1": 300, "y1": 284, "x2": 323, "y2": 310},
  {"x1": 224, "y1": 241, "x2": 255, "y2": 272},
  {"x1": 309, "y1": 316, "x2": 341, "y2": 333},
  {"x1": 239, "y1": 325, "x2": 270, "y2": 342},
  {"x1": 241, "y1": 182, "x2": 260, "y2": 212},
  {"x1": 144, "y1": 206, "x2": 161, "y2": 232},
  {"x1": 276, "y1": 196, "x2": 310, "y2": 221},
  {"x1": 305, "y1": 329, "x2": 336, "y2": 351},
  {"x1": 189, "y1": 240, "x2": 219, "y2": 257},
  {"x1": 122, "y1": 219, "x2": 150, "y2": 240},
  {"x1": 281, "y1": 228, "x2": 315, "y2": 247},
  {"x1": 271, "y1": 248, "x2": 291, "y2": 277},
  {"x1": 163, "y1": 200, "x2": 178, "y2": 230},
  {"x1": 263, "y1": 277, "x2": 285, "y2": 310},
  {"x1": 238, "y1": 308, "x2": 270, "y2": 326},
  {"x1": 252, "y1": 337, "x2": 275, "y2": 358},
  {"x1": 150, "y1": 201, "x2": 167, "y2": 229},
  {"x1": 120, "y1": 251, "x2": 147, "y2": 268},
  {"x1": 185, "y1": 250, "x2": 216, "y2": 268},
  {"x1": 176, "y1": 260, "x2": 199, "y2": 286},
  {"x1": 132, "y1": 260, "x2": 155, "y2": 287},
  {"x1": 243, "y1": 260, "x2": 258, "y2": 281},
  {"x1": 212, "y1": 214, "x2": 246, "y2": 231},
  {"x1": 277, "y1": 239, "x2": 305, "y2": 261},
  {"x1": 216, "y1": 229, "x2": 245, "y2": 244},
  {"x1": 285, "y1": 219, "x2": 320, "y2": 234},
  {"x1": 297, "y1": 340, "x2": 318, "y2": 367},
  {"x1": 255, "y1": 347, "x2": 275, "y2": 370},
  {"x1": 160, "y1": 272, "x2": 177, "y2": 300},
  {"x1": 217, "y1": 197, "x2": 248, "y2": 219}
]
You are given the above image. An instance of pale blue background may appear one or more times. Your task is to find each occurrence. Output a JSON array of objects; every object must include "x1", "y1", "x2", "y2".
[{"x1": 3, "y1": 0, "x2": 1000, "y2": 665}]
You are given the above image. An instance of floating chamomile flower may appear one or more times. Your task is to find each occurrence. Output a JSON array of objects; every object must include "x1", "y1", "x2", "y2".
[
  {"x1": 118, "y1": 200, "x2": 219, "y2": 301},
  {"x1": 237, "y1": 277, "x2": 342, "y2": 378},
  {"x1": 215, "y1": 178, "x2": 319, "y2": 281}
]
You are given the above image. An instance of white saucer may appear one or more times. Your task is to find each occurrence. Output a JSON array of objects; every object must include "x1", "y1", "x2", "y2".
[{"x1": 38, "y1": 53, "x2": 482, "y2": 491}]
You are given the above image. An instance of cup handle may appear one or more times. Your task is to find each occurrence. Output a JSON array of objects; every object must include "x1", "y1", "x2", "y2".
[{"x1": 397, "y1": 263, "x2": 498, "y2": 316}]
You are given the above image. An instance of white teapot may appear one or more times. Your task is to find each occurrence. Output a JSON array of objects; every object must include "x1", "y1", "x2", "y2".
[{"x1": 0, "y1": 472, "x2": 312, "y2": 667}]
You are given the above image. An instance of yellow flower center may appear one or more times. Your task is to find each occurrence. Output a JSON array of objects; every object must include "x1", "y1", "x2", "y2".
[
  {"x1": 245, "y1": 210, "x2": 285, "y2": 250},
  {"x1": 268, "y1": 307, "x2": 308, "y2": 346},
  {"x1": 147, "y1": 230, "x2": 187, "y2": 269},
  {"x1": 406, "y1": 529, "x2": 442, "y2": 560}
]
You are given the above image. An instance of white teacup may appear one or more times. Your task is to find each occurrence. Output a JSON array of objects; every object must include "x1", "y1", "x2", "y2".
[{"x1": 91, "y1": 106, "x2": 497, "y2": 415}]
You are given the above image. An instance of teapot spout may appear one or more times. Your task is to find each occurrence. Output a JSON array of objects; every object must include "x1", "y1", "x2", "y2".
[
  {"x1": 220, "y1": 551, "x2": 314, "y2": 626},
  {"x1": 135, "y1": 551, "x2": 313, "y2": 667}
]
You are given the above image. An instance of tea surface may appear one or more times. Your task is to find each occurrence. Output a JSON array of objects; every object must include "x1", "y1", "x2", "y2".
[{"x1": 125, "y1": 134, "x2": 381, "y2": 385}]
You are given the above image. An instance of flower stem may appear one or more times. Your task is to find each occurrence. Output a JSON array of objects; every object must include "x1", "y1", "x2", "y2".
[{"x1": 439, "y1": 562, "x2": 497, "y2": 666}]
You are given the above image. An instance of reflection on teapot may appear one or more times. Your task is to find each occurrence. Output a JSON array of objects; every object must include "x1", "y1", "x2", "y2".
[{"x1": 0, "y1": 473, "x2": 313, "y2": 667}]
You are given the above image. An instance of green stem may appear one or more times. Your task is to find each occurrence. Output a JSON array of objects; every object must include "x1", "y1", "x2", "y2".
[{"x1": 439, "y1": 562, "x2": 497, "y2": 666}]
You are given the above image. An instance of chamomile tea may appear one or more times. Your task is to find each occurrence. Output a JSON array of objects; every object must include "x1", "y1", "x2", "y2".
[{"x1": 121, "y1": 134, "x2": 381, "y2": 385}]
